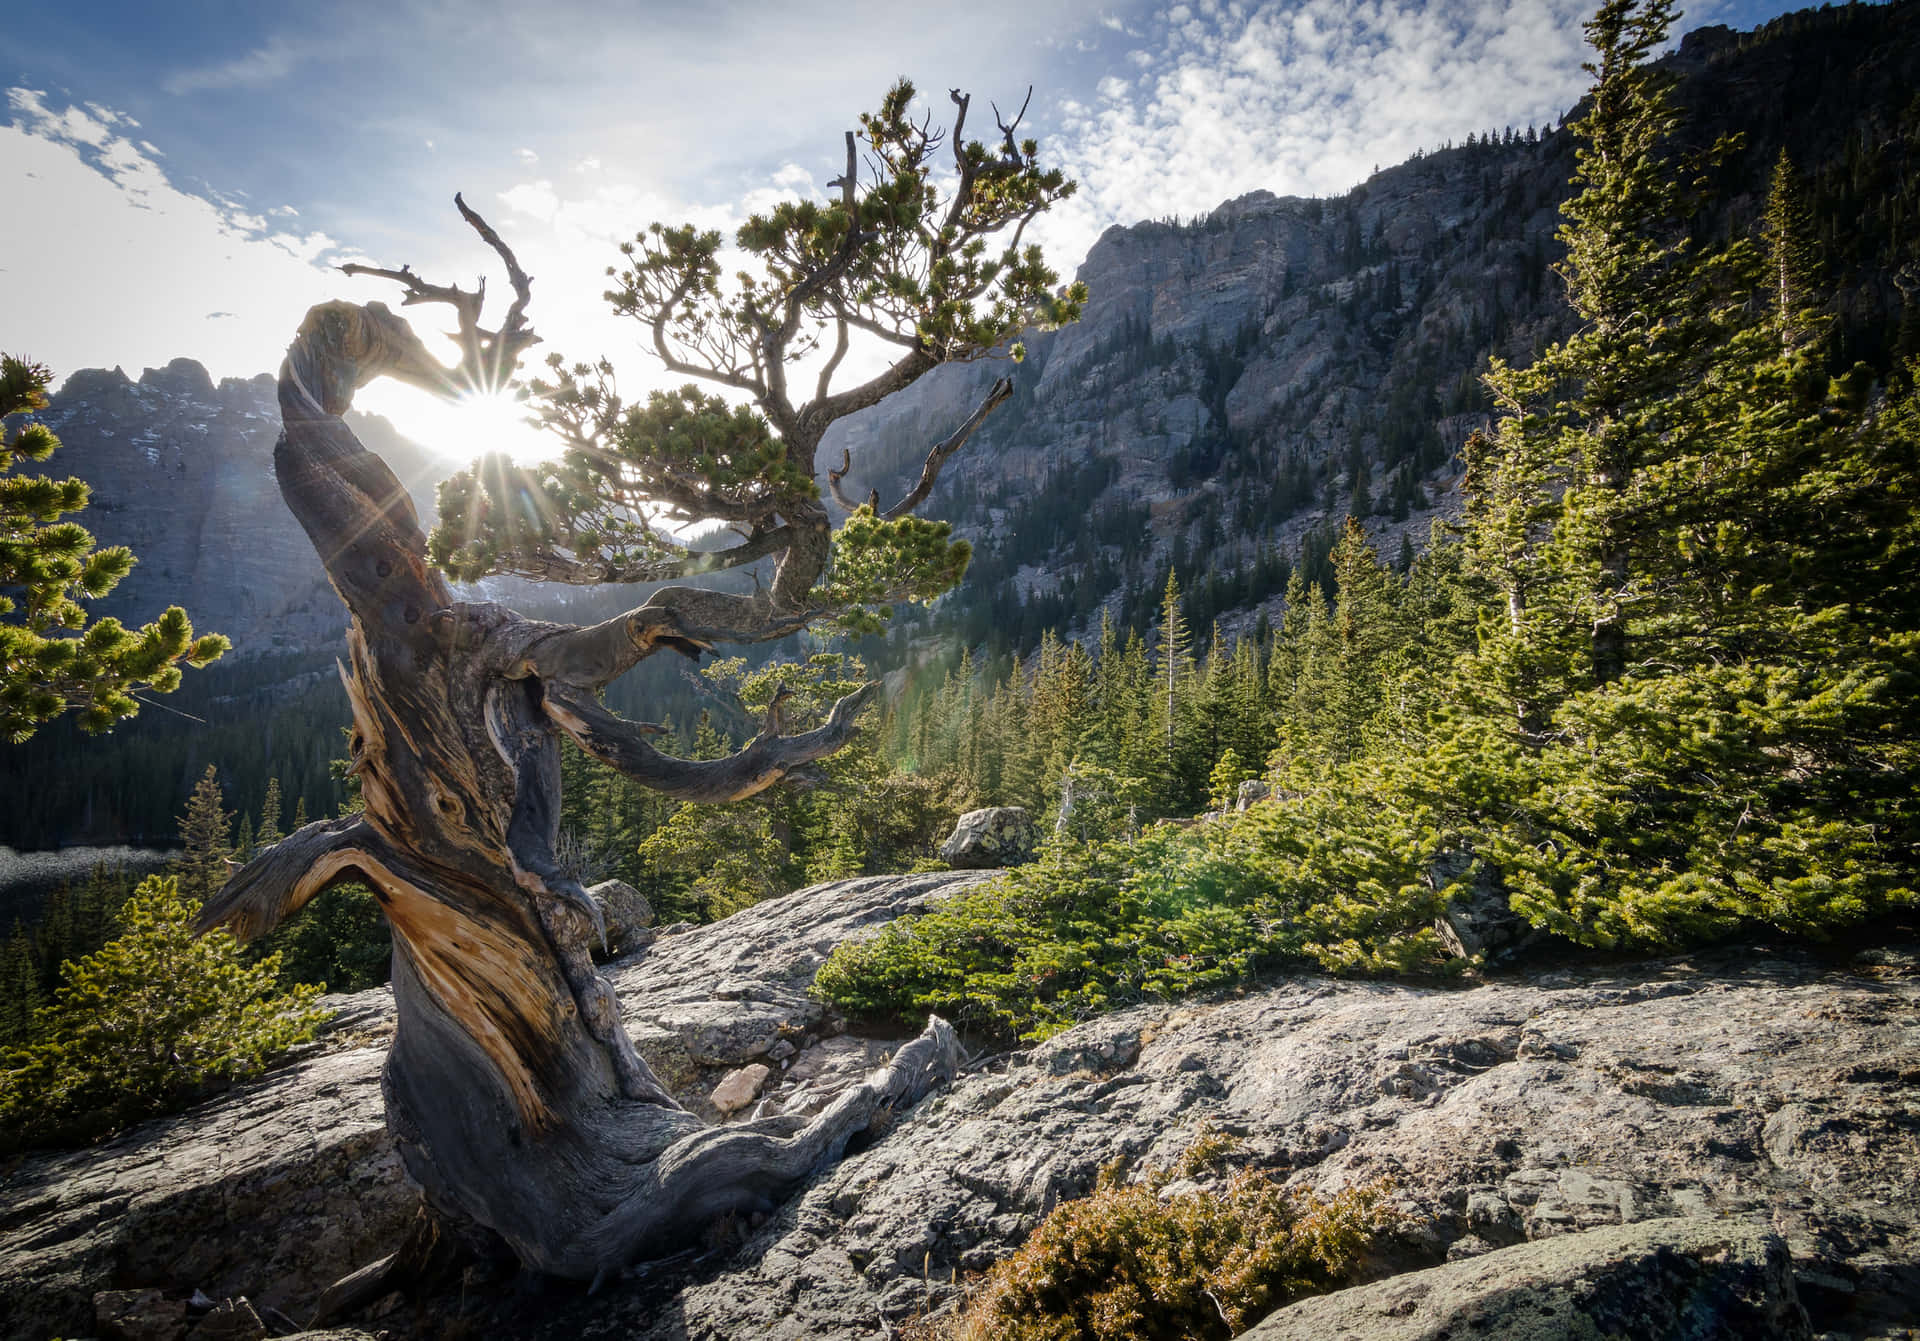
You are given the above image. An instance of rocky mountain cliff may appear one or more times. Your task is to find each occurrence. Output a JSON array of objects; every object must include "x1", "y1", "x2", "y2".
[
  {"x1": 828, "y1": 2, "x2": 1920, "y2": 652},
  {"x1": 29, "y1": 359, "x2": 451, "y2": 657},
  {"x1": 30, "y1": 7, "x2": 1920, "y2": 671},
  {"x1": 4, "y1": 871, "x2": 1913, "y2": 1340}
]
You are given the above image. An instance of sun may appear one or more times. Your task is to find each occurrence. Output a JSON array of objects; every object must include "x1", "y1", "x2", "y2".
[
  {"x1": 429, "y1": 390, "x2": 555, "y2": 467},
  {"x1": 358, "y1": 381, "x2": 556, "y2": 468}
]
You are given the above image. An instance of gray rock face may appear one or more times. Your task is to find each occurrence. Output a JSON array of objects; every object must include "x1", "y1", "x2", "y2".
[
  {"x1": 814, "y1": 11, "x2": 1920, "y2": 656},
  {"x1": 0, "y1": 1042, "x2": 407, "y2": 1341},
  {"x1": 0, "y1": 871, "x2": 988, "y2": 1338},
  {"x1": 642, "y1": 944, "x2": 1918, "y2": 1341},
  {"x1": 1240, "y1": 1216, "x2": 1812, "y2": 1340},
  {"x1": 5, "y1": 874, "x2": 1914, "y2": 1341},
  {"x1": 35, "y1": 361, "x2": 450, "y2": 657},
  {"x1": 939, "y1": 806, "x2": 1038, "y2": 869}
]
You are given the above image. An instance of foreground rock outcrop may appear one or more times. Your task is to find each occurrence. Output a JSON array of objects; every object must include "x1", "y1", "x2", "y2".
[
  {"x1": 1242, "y1": 1216, "x2": 1814, "y2": 1339},
  {"x1": 0, "y1": 871, "x2": 987, "y2": 1340},
  {"x1": 3, "y1": 868, "x2": 1914, "y2": 1341}
]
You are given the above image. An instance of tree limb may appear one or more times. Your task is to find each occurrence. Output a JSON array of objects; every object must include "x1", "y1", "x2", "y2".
[
  {"x1": 888, "y1": 376, "x2": 1012, "y2": 520},
  {"x1": 194, "y1": 815, "x2": 379, "y2": 942},
  {"x1": 339, "y1": 196, "x2": 540, "y2": 398},
  {"x1": 542, "y1": 680, "x2": 878, "y2": 803},
  {"x1": 826, "y1": 374, "x2": 1009, "y2": 519}
]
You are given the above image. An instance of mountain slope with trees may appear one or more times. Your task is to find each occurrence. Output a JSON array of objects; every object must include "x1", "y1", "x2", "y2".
[{"x1": 831, "y1": 0, "x2": 1920, "y2": 661}]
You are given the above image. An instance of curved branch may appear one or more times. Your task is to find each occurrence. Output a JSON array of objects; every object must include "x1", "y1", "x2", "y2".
[
  {"x1": 543, "y1": 680, "x2": 879, "y2": 803},
  {"x1": 194, "y1": 815, "x2": 378, "y2": 942},
  {"x1": 885, "y1": 375, "x2": 1011, "y2": 520},
  {"x1": 806, "y1": 346, "x2": 936, "y2": 436},
  {"x1": 482, "y1": 523, "x2": 797, "y2": 592},
  {"x1": 339, "y1": 195, "x2": 539, "y2": 397}
]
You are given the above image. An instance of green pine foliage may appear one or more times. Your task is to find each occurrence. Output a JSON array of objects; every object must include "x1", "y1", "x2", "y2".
[
  {"x1": 0, "y1": 355, "x2": 228, "y2": 742},
  {"x1": 818, "y1": 0, "x2": 1919, "y2": 1035},
  {"x1": 0, "y1": 875, "x2": 327, "y2": 1152},
  {"x1": 0, "y1": 863, "x2": 142, "y2": 1046}
]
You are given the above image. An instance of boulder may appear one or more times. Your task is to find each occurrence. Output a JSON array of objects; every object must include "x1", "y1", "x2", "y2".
[
  {"x1": 939, "y1": 806, "x2": 1038, "y2": 869},
  {"x1": 1429, "y1": 849, "x2": 1535, "y2": 961},
  {"x1": 1238, "y1": 1216, "x2": 1812, "y2": 1339},
  {"x1": 587, "y1": 879, "x2": 654, "y2": 957},
  {"x1": 1236, "y1": 779, "x2": 1271, "y2": 811}
]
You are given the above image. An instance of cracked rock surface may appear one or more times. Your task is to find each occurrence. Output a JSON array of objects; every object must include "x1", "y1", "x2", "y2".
[
  {"x1": 4, "y1": 877, "x2": 1914, "y2": 1341},
  {"x1": 0, "y1": 871, "x2": 988, "y2": 1341},
  {"x1": 528, "y1": 941, "x2": 1917, "y2": 1341}
]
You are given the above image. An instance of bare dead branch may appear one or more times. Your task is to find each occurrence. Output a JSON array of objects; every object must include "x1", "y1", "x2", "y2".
[
  {"x1": 337, "y1": 197, "x2": 541, "y2": 398},
  {"x1": 881, "y1": 375, "x2": 1012, "y2": 519},
  {"x1": 542, "y1": 680, "x2": 879, "y2": 803},
  {"x1": 455, "y1": 194, "x2": 535, "y2": 346},
  {"x1": 194, "y1": 815, "x2": 377, "y2": 942},
  {"x1": 991, "y1": 86, "x2": 1034, "y2": 165}
]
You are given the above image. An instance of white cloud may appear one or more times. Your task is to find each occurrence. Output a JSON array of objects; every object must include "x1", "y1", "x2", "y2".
[
  {"x1": 1035, "y1": 0, "x2": 1594, "y2": 269},
  {"x1": 162, "y1": 38, "x2": 303, "y2": 96},
  {"x1": 0, "y1": 90, "x2": 347, "y2": 383}
]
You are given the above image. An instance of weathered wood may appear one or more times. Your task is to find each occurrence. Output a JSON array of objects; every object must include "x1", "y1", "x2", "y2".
[{"x1": 216, "y1": 273, "x2": 959, "y2": 1289}]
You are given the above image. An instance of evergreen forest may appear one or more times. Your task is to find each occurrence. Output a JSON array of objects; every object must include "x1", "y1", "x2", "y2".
[{"x1": 4, "y1": 0, "x2": 1918, "y2": 1100}]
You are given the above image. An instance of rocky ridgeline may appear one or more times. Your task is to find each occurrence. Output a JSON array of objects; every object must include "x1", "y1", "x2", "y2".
[
  {"x1": 34, "y1": 360, "x2": 451, "y2": 657},
  {"x1": 2, "y1": 870, "x2": 1914, "y2": 1341},
  {"x1": 824, "y1": 7, "x2": 1920, "y2": 643}
]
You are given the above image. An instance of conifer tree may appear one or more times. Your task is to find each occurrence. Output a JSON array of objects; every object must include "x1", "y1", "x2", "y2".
[
  {"x1": 0, "y1": 876, "x2": 325, "y2": 1151},
  {"x1": 1765, "y1": 152, "x2": 1822, "y2": 354},
  {"x1": 1450, "y1": 0, "x2": 1920, "y2": 945},
  {"x1": 0, "y1": 356, "x2": 227, "y2": 742},
  {"x1": 256, "y1": 777, "x2": 284, "y2": 849},
  {"x1": 174, "y1": 764, "x2": 232, "y2": 903}
]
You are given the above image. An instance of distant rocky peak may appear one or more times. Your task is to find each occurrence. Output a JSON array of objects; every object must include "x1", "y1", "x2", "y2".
[{"x1": 137, "y1": 357, "x2": 215, "y2": 401}]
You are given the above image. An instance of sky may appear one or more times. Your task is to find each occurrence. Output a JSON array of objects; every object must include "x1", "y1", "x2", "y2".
[{"x1": 2, "y1": 0, "x2": 1831, "y2": 462}]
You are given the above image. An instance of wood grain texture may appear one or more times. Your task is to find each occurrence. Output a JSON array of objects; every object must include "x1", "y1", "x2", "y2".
[{"x1": 202, "y1": 289, "x2": 955, "y2": 1285}]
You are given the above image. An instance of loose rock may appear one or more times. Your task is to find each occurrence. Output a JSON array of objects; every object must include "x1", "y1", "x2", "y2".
[
  {"x1": 940, "y1": 806, "x2": 1038, "y2": 868},
  {"x1": 587, "y1": 879, "x2": 655, "y2": 957},
  {"x1": 711, "y1": 1065, "x2": 772, "y2": 1115}
]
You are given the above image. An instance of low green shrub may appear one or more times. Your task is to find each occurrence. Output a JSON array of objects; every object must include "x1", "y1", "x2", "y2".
[
  {"x1": 943, "y1": 1145, "x2": 1397, "y2": 1341},
  {"x1": 0, "y1": 875, "x2": 328, "y2": 1152},
  {"x1": 814, "y1": 755, "x2": 1453, "y2": 1043}
]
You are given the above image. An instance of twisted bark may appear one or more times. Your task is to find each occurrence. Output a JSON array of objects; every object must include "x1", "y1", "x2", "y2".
[{"x1": 199, "y1": 263, "x2": 958, "y2": 1287}]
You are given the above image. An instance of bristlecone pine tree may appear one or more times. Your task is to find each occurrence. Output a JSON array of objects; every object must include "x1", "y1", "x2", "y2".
[
  {"x1": 0, "y1": 355, "x2": 228, "y2": 742},
  {"x1": 193, "y1": 83, "x2": 1082, "y2": 1297}
]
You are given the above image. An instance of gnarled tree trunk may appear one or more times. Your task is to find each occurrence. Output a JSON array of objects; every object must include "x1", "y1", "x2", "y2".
[{"x1": 196, "y1": 290, "x2": 958, "y2": 1287}]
